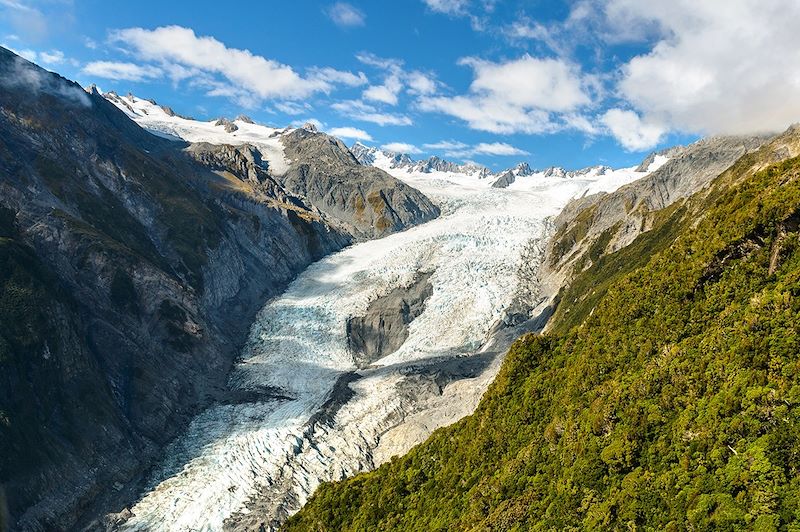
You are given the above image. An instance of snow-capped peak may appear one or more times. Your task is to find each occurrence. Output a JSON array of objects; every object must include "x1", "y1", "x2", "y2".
[
  {"x1": 347, "y1": 139, "x2": 671, "y2": 195},
  {"x1": 102, "y1": 91, "x2": 292, "y2": 175}
]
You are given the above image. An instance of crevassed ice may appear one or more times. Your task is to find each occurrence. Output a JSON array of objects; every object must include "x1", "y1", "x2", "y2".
[{"x1": 118, "y1": 155, "x2": 655, "y2": 531}]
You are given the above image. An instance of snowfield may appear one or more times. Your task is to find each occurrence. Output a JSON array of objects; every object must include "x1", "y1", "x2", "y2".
[
  {"x1": 104, "y1": 93, "x2": 292, "y2": 175},
  {"x1": 107, "y1": 100, "x2": 662, "y2": 531}
]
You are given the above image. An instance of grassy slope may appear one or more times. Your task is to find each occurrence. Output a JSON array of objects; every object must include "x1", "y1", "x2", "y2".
[{"x1": 285, "y1": 155, "x2": 800, "y2": 531}]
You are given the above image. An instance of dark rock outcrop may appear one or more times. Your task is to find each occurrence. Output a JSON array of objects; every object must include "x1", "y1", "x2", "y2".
[
  {"x1": 346, "y1": 272, "x2": 434, "y2": 368},
  {"x1": 279, "y1": 130, "x2": 440, "y2": 239},
  {"x1": 491, "y1": 170, "x2": 516, "y2": 188}
]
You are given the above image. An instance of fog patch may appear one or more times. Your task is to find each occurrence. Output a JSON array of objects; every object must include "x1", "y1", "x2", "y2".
[{"x1": 1, "y1": 55, "x2": 91, "y2": 107}]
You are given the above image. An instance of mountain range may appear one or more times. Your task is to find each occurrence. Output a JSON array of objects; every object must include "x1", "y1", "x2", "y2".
[{"x1": 2, "y1": 43, "x2": 800, "y2": 532}]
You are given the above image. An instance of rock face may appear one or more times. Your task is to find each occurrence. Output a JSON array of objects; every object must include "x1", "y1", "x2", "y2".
[
  {"x1": 537, "y1": 134, "x2": 774, "y2": 323},
  {"x1": 214, "y1": 117, "x2": 239, "y2": 133},
  {"x1": 347, "y1": 271, "x2": 433, "y2": 368},
  {"x1": 350, "y1": 141, "x2": 376, "y2": 166},
  {"x1": 279, "y1": 130, "x2": 440, "y2": 239},
  {"x1": 491, "y1": 170, "x2": 516, "y2": 188},
  {"x1": 0, "y1": 47, "x2": 438, "y2": 531}
]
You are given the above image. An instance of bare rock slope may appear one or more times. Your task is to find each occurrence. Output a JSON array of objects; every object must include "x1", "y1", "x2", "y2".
[{"x1": 0, "y1": 47, "x2": 438, "y2": 531}]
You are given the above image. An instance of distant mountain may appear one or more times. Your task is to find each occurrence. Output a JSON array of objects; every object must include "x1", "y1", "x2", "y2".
[
  {"x1": 102, "y1": 92, "x2": 439, "y2": 240},
  {"x1": 350, "y1": 142, "x2": 661, "y2": 190},
  {"x1": 350, "y1": 142, "x2": 490, "y2": 177}
]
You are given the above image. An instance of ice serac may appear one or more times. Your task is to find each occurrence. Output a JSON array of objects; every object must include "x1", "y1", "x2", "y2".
[
  {"x1": 0, "y1": 46, "x2": 438, "y2": 532},
  {"x1": 278, "y1": 129, "x2": 440, "y2": 239}
]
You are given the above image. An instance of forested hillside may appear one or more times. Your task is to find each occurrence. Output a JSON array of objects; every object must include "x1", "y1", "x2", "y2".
[{"x1": 286, "y1": 136, "x2": 800, "y2": 530}]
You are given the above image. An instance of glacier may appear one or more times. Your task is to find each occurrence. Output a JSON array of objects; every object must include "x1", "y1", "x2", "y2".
[{"x1": 103, "y1": 97, "x2": 663, "y2": 531}]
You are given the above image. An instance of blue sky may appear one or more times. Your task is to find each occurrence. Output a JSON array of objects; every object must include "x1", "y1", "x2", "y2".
[{"x1": 2, "y1": 0, "x2": 800, "y2": 170}]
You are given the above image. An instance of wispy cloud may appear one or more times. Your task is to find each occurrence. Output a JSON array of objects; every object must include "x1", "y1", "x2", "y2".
[
  {"x1": 273, "y1": 101, "x2": 313, "y2": 115},
  {"x1": 420, "y1": 0, "x2": 495, "y2": 31},
  {"x1": 421, "y1": 0, "x2": 469, "y2": 15},
  {"x1": 328, "y1": 126, "x2": 374, "y2": 141},
  {"x1": 423, "y1": 140, "x2": 529, "y2": 158},
  {"x1": 83, "y1": 61, "x2": 162, "y2": 82},
  {"x1": 308, "y1": 66, "x2": 368, "y2": 87},
  {"x1": 326, "y1": 2, "x2": 366, "y2": 28},
  {"x1": 1, "y1": 55, "x2": 90, "y2": 107},
  {"x1": 331, "y1": 99, "x2": 413, "y2": 126},
  {"x1": 104, "y1": 25, "x2": 366, "y2": 107},
  {"x1": 382, "y1": 142, "x2": 422, "y2": 154},
  {"x1": 355, "y1": 52, "x2": 440, "y2": 107},
  {"x1": 0, "y1": 0, "x2": 49, "y2": 39}
]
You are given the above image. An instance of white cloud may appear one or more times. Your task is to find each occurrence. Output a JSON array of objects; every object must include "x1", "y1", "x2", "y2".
[
  {"x1": 419, "y1": 55, "x2": 591, "y2": 134},
  {"x1": 39, "y1": 50, "x2": 64, "y2": 65},
  {"x1": 419, "y1": 94, "x2": 553, "y2": 134},
  {"x1": 273, "y1": 101, "x2": 312, "y2": 115},
  {"x1": 601, "y1": 108, "x2": 665, "y2": 151},
  {"x1": 420, "y1": 0, "x2": 494, "y2": 31},
  {"x1": 422, "y1": 0, "x2": 469, "y2": 14},
  {"x1": 2, "y1": 45, "x2": 78, "y2": 69},
  {"x1": 406, "y1": 71, "x2": 438, "y2": 95},
  {"x1": 604, "y1": 0, "x2": 800, "y2": 142},
  {"x1": 82, "y1": 61, "x2": 163, "y2": 82},
  {"x1": 382, "y1": 142, "x2": 422, "y2": 154},
  {"x1": 355, "y1": 52, "x2": 403, "y2": 71},
  {"x1": 1, "y1": 44, "x2": 37, "y2": 62},
  {"x1": 356, "y1": 52, "x2": 439, "y2": 104},
  {"x1": 331, "y1": 99, "x2": 413, "y2": 126},
  {"x1": 326, "y1": 2, "x2": 366, "y2": 28},
  {"x1": 308, "y1": 66, "x2": 368, "y2": 87},
  {"x1": 423, "y1": 140, "x2": 470, "y2": 151},
  {"x1": 108, "y1": 25, "x2": 354, "y2": 103},
  {"x1": 471, "y1": 142, "x2": 529, "y2": 156},
  {"x1": 363, "y1": 74, "x2": 402, "y2": 105},
  {"x1": 328, "y1": 126, "x2": 374, "y2": 141},
  {"x1": 423, "y1": 139, "x2": 528, "y2": 158},
  {"x1": 464, "y1": 55, "x2": 590, "y2": 112}
]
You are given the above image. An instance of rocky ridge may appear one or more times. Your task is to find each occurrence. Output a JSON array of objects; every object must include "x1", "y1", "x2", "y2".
[
  {"x1": 351, "y1": 141, "x2": 627, "y2": 189},
  {"x1": 537, "y1": 133, "x2": 780, "y2": 330},
  {"x1": 0, "y1": 47, "x2": 438, "y2": 531}
]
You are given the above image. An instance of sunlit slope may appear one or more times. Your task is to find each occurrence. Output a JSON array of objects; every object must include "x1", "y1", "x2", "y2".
[{"x1": 286, "y1": 138, "x2": 800, "y2": 530}]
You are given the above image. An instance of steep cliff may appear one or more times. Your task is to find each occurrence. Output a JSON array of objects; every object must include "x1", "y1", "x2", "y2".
[
  {"x1": 538, "y1": 134, "x2": 772, "y2": 329},
  {"x1": 279, "y1": 129, "x2": 440, "y2": 239}
]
